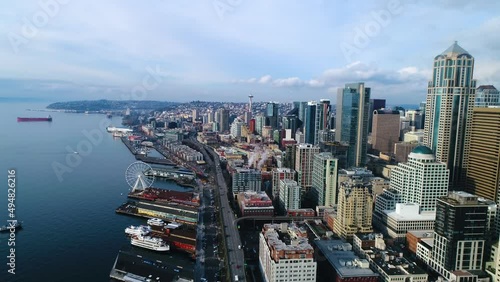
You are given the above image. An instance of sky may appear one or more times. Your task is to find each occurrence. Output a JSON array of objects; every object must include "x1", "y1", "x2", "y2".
[{"x1": 1, "y1": 0, "x2": 499, "y2": 104}]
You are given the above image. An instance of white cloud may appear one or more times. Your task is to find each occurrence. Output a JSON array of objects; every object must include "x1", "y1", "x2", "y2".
[{"x1": 258, "y1": 75, "x2": 272, "y2": 84}]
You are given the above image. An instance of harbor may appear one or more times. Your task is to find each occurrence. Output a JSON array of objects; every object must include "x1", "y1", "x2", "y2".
[{"x1": 110, "y1": 126, "x2": 205, "y2": 281}]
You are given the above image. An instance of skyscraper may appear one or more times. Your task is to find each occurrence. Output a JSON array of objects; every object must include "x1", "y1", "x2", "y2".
[
  {"x1": 295, "y1": 143, "x2": 320, "y2": 192},
  {"x1": 389, "y1": 146, "x2": 449, "y2": 212},
  {"x1": 466, "y1": 107, "x2": 500, "y2": 202},
  {"x1": 423, "y1": 42, "x2": 477, "y2": 187},
  {"x1": 279, "y1": 179, "x2": 301, "y2": 211},
  {"x1": 304, "y1": 101, "x2": 317, "y2": 144},
  {"x1": 216, "y1": 108, "x2": 230, "y2": 133},
  {"x1": 430, "y1": 191, "x2": 489, "y2": 280},
  {"x1": 336, "y1": 83, "x2": 370, "y2": 168},
  {"x1": 313, "y1": 99, "x2": 330, "y2": 145},
  {"x1": 368, "y1": 99, "x2": 386, "y2": 133},
  {"x1": 282, "y1": 115, "x2": 299, "y2": 136},
  {"x1": 265, "y1": 102, "x2": 279, "y2": 129},
  {"x1": 371, "y1": 110, "x2": 401, "y2": 154},
  {"x1": 475, "y1": 85, "x2": 500, "y2": 107},
  {"x1": 333, "y1": 177, "x2": 373, "y2": 239},
  {"x1": 312, "y1": 152, "x2": 338, "y2": 207}
]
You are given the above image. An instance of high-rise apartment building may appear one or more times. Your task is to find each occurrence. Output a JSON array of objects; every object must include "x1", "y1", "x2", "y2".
[
  {"x1": 429, "y1": 191, "x2": 489, "y2": 280},
  {"x1": 271, "y1": 168, "x2": 296, "y2": 200},
  {"x1": 295, "y1": 143, "x2": 320, "y2": 192},
  {"x1": 390, "y1": 146, "x2": 449, "y2": 212},
  {"x1": 336, "y1": 83, "x2": 370, "y2": 168},
  {"x1": 423, "y1": 42, "x2": 477, "y2": 187},
  {"x1": 333, "y1": 177, "x2": 373, "y2": 239},
  {"x1": 279, "y1": 179, "x2": 301, "y2": 211},
  {"x1": 475, "y1": 85, "x2": 499, "y2": 107},
  {"x1": 371, "y1": 110, "x2": 401, "y2": 154},
  {"x1": 312, "y1": 152, "x2": 338, "y2": 207},
  {"x1": 466, "y1": 107, "x2": 500, "y2": 202},
  {"x1": 232, "y1": 168, "x2": 262, "y2": 194}
]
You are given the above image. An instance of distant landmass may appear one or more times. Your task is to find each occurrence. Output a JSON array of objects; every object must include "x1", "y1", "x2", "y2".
[{"x1": 47, "y1": 99, "x2": 178, "y2": 111}]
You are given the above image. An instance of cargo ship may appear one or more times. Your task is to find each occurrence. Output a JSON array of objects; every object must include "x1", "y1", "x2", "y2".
[{"x1": 17, "y1": 115, "x2": 52, "y2": 122}]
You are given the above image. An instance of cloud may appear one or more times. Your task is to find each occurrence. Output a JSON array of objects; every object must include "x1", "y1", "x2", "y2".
[{"x1": 258, "y1": 75, "x2": 272, "y2": 84}]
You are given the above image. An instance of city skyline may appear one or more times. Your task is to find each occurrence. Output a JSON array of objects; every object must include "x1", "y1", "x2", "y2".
[{"x1": 1, "y1": 1, "x2": 500, "y2": 103}]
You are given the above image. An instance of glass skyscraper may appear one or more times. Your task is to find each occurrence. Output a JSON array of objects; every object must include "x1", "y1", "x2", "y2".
[
  {"x1": 423, "y1": 42, "x2": 476, "y2": 187},
  {"x1": 335, "y1": 82, "x2": 370, "y2": 168}
]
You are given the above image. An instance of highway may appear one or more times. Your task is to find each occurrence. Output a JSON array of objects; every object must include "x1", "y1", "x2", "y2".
[{"x1": 189, "y1": 136, "x2": 246, "y2": 281}]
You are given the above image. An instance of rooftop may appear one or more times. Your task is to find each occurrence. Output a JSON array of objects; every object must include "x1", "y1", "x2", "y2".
[
  {"x1": 370, "y1": 249, "x2": 427, "y2": 276},
  {"x1": 262, "y1": 223, "x2": 314, "y2": 257},
  {"x1": 315, "y1": 240, "x2": 378, "y2": 278},
  {"x1": 440, "y1": 41, "x2": 470, "y2": 57},
  {"x1": 411, "y1": 145, "x2": 433, "y2": 155}
]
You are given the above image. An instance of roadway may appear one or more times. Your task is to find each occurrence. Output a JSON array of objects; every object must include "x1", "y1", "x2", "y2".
[{"x1": 189, "y1": 136, "x2": 246, "y2": 281}]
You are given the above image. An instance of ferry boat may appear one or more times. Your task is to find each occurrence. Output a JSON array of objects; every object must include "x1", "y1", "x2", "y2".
[
  {"x1": 147, "y1": 218, "x2": 165, "y2": 227},
  {"x1": 17, "y1": 115, "x2": 52, "y2": 122},
  {"x1": 124, "y1": 225, "x2": 151, "y2": 236},
  {"x1": 0, "y1": 221, "x2": 22, "y2": 232},
  {"x1": 131, "y1": 235, "x2": 170, "y2": 251}
]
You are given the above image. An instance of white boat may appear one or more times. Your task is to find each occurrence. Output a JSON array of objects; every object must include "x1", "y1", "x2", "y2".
[
  {"x1": 147, "y1": 218, "x2": 165, "y2": 226},
  {"x1": 125, "y1": 225, "x2": 151, "y2": 236},
  {"x1": 131, "y1": 235, "x2": 170, "y2": 251}
]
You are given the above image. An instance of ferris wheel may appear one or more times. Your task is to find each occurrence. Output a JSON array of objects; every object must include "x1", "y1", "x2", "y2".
[{"x1": 125, "y1": 161, "x2": 154, "y2": 192}]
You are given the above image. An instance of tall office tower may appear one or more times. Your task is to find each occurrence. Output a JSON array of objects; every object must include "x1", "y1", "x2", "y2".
[
  {"x1": 298, "y1": 101, "x2": 308, "y2": 128},
  {"x1": 312, "y1": 152, "x2": 338, "y2": 207},
  {"x1": 243, "y1": 111, "x2": 252, "y2": 125},
  {"x1": 390, "y1": 146, "x2": 449, "y2": 212},
  {"x1": 295, "y1": 130, "x2": 305, "y2": 144},
  {"x1": 255, "y1": 115, "x2": 266, "y2": 136},
  {"x1": 283, "y1": 115, "x2": 299, "y2": 136},
  {"x1": 216, "y1": 108, "x2": 230, "y2": 133},
  {"x1": 265, "y1": 102, "x2": 279, "y2": 129},
  {"x1": 371, "y1": 110, "x2": 401, "y2": 154},
  {"x1": 429, "y1": 191, "x2": 488, "y2": 280},
  {"x1": 279, "y1": 179, "x2": 302, "y2": 211},
  {"x1": 304, "y1": 101, "x2": 317, "y2": 144},
  {"x1": 336, "y1": 83, "x2": 370, "y2": 168},
  {"x1": 314, "y1": 99, "x2": 331, "y2": 144},
  {"x1": 202, "y1": 114, "x2": 208, "y2": 124},
  {"x1": 333, "y1": 177, "x2": 374, "y2": 239},
  {"x1": 405, "y1": 109, "x2": 424, "y2": 129},
  {"x1": 207, "y1": 110, "x2": 215, "y2": 123},
  {"x1": 466, "y1": 107, "x2": 500, "y2": 203},
  {"x1": 295, "y1": 143, "x2": 320, "y2": 193},
  {"x1": 475, "y1": 85, "x2": 500, "y2": 107},
  {"x1": 423, "y1": 42, "x2": 477, "y2": 187},
  {"x1": 368, "y1": 99, "x2": 386, "y2": 133},
  {"x1": 271, "y1": 168, "x2": 296, "y2": 200},
  {"x1": 191, "y1": 109, "x2": 198, "y2": 121},
  {"x1": 283, "y1": 144, "x2": 297, "y2": 170}
]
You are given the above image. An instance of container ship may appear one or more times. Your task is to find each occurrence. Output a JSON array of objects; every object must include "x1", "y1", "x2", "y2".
[{"x1": 17, "y1": 115, "x2": 52, "y2": 122}]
